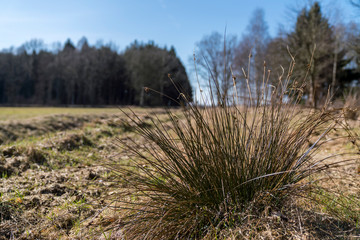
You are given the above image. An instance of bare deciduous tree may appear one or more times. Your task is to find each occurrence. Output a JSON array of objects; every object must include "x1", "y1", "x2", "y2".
[
  {"x1": 235, "y1": 8, "x2": 270, "y2": 99},
  {"x1": 193, "y1": 31, "x2": 237, "y2": 104}
]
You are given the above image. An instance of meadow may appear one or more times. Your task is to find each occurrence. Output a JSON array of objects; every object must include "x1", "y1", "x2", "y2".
[
  {"x1": 0, "y1": 106, "x2": 167, "y2": 239},
  {"x1": 0, "y1": 102, "x2": 359, "y2": 239}
]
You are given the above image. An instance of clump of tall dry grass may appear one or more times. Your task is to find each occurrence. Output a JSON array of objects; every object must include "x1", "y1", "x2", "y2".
[
  {"x1": 109, "y1": 56, "x2": 359, "y2": 239},
  {"x1": 343, "y1": 91, "x2": 360, "y2": 120}
]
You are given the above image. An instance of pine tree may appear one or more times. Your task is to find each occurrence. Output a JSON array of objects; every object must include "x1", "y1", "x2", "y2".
[{"x1": 288, "y1": 2, "x2": 334, "y2": 108}]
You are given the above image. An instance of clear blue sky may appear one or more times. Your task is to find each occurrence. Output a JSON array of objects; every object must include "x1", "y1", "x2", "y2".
[{"x1": 0, "y1": 0, "x2": 357, "y2": 73}]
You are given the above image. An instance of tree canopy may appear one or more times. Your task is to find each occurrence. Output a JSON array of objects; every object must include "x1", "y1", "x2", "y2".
[
  {"x1": 193, "y1": 1, "x2": 360, "y2": 108},
  {"x1": 0, "y1": 39, "x2": 192, "y2": 106},
  {"x1": 124, "y1": 42, "x2": 192, "y2": 106}
]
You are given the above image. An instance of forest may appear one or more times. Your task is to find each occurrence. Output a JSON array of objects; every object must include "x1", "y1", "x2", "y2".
[
  {"x1": 0, "y1": 39, "x2": 192, "y2": 106},
  {"x1": 0, "y1": 2, "x2": 359, "y2": 108}
]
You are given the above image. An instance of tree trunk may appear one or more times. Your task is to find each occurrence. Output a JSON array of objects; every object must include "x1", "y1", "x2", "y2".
[
  {"x1": 331, "y1": 48, "x2": 338, "y2": 97},
  {"x1": 308, "y1": 76, "x2": 317, "y2": 108},
  {"x1": 140, "y1": 86, "x2": 144, "y2": 106}
]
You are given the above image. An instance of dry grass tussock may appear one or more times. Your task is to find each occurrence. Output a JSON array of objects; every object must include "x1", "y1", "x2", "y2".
[
  {"x1": 107, "y1": 57, "x2": 360, "y2": 239},
  {"x1": 343, "y1": 91, "x2": 360, "y2": 120}
]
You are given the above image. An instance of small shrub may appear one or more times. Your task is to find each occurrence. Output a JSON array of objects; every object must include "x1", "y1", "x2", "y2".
[{"x1": 110, "y1": 58, "x2": 360, "y2": 239}]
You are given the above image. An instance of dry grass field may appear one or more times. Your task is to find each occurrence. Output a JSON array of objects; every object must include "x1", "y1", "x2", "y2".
[
  {"x1": 0, "y1": 106, "x2": 359, "y2": 239},
  {"x1": 0, "y1": 107, "x2": 167, "y2": 239}
]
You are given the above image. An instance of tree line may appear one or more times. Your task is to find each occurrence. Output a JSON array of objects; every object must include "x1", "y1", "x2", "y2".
[
  {"x1": 2, "y1": 1, "x2": 359, "y2": 108},
  {"x1": 0, "y1": 39, "x2": 192, "y2": 106},
  {"x1": 193, "y1": 2, "x2": 360, "y2": 108}
]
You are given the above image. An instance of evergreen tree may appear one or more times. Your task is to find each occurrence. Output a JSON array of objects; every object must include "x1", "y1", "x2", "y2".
[
  {"x1": 288, "y1": 2, "x2": 334, "y2": 108},
  {"x1": 124, "y1": 41, "x2": 192, "y2": 106}
]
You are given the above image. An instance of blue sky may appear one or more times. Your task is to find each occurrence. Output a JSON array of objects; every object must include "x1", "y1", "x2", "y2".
[{"x1": 0, "y1": 0, "x2": 358, "y2": 73}]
